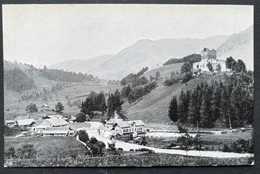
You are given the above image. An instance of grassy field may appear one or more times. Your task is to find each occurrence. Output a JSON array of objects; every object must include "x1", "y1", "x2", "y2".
[
  {"x1": 5, "y1": 81, "x2": 121, "y2": 120},
  {"x1": 146, "y1": 129, "x2": 253, "y2": 151},
  {"x1": 4, "y1": 132, "x2": 253, "y2": 167},
  {"x1": 5, "y1": 136, "x2": 87, "y2": 159},
  {"x1": 5, "y1": 151, "x2": 253, "y2": 167},
  {"x1": 142, "y1": 63, "x2": 183, "y2": 79}
]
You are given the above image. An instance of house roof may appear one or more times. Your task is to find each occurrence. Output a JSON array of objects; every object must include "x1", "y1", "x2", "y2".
[
  {"x1": 106, "y1": 119, "x2": 145, "y2": 128},
  {"x1": 36, "y1": 118, "x2": 68, "y2": 128},
  {"x1": 16, "y1": 119, "x2": 36, "y2": 126},
  {"x1": 130, "y1": 120, "x2": 145, "y2": 126},
  {"x1": 44, "y1": 114, "x2": 63, "y2": 119},
  {"x1": 46, "y1": 118, "x2": 68, "y2": 127},
  {"x1": 5, "y1": 120, "x2": 15, "y2": 123},
  {"x1": 116, "y1": 120, "x2": 131, "y2": 128}
]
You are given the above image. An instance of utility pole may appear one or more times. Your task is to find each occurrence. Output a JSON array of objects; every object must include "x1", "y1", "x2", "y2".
[{"x1": 229, "y1": 116, "x2": 232, "y2": 130}]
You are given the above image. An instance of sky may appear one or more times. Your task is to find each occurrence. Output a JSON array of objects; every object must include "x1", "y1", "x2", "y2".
[{"x1": 3, "y1": 4, "x2": 253, "y2": 67}]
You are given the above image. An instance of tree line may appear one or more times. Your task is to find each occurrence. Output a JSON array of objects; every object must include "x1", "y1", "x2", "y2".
[
  {"x1": 168, "y1": 72, "x2": 253, "y2": 128},
  {"x1": 163, "y1": 54, "x2": 201, "y2": 66},
  {"x1": 4, "y1": 68, "x2": 35, "y2": 92},
  {"x1": 79, "y1": 90, "x2": 124, "y2": 120},
  {"x1": 120, "y1": 67, "x2": 149, "y2": 87},
  {"x1": 40, "y1": 66, "x2": 96, "y2": 83},
  {"x1": 121, "y1": 82, "x2": 157, "y2": 103}
]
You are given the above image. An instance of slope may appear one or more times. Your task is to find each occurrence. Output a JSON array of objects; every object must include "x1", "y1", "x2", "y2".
[
  {"x1": 123, "y1": 64, "x2": 230, "y2": 124},
  {"x1": 49, "y1": 54, "x2": 114, "y2": 76},
  {"x1": 122, "y1": 63, "x2": 184, "y2": 124},
  {"x1": 217, "y1": 26, "x2": 253, "y2": 70}
]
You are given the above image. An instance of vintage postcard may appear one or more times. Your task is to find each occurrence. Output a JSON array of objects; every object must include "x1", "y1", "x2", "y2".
[{"x1": 3, "y1": 4, "x2": 254, "y2": 167}]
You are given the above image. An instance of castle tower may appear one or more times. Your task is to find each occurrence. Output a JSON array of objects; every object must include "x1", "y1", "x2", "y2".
[{"x1": 201, "y1": 48, "x2": 217, "y2": 60}]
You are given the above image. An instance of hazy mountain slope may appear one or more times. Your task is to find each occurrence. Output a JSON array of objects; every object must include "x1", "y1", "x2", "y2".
[
  {"x1": 217, "y1": 26, "x2": 253, "y2": 70},
  {"x1": 50, "y1": 54, "x2": 114, "y2": 75},
  {"x1": 90, "y1": 35, "x2": 228, "y2": 80}
]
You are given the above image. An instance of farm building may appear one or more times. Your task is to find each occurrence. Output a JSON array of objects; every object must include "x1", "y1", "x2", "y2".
[
  {"x1": 32, "y1": 117, "x2": 69, "y2": 134},
  {"x1": 41, "y1": 127, "x2": 74, "y2": 137},
  {"x1": 15, "y1": 119, "x2": 36, "y2": 129},
  {"x1": 5, "y1": 120, "x2": 16, "y2": 127}
]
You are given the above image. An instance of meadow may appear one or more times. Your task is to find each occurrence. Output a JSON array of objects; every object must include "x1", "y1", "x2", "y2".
[{"x1": 4, "y1": 135, "x2": 253, "y2": 167}]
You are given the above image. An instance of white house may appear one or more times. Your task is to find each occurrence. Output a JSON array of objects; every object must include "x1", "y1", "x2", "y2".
[{"x1": 99, "y1": 118, "x2": 146, "y2": 137}]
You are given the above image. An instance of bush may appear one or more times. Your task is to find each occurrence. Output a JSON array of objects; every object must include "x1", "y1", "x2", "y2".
[
  {"x1": 88, "y1": 138, "x2": 106, "y2": 156},
  {"x1": 164, "y1": 77, "x2": 180, "y2": 86},
  {"x1": 181, "y1": 72, "x2": 192, "y2": 83},
  {"x1": 222, "y1": 144, "x2": 232, "y2": 152},
  {"x1": 232, "y1": 139, "x2": 252, "y2": 153},
  {"x1": 222, "y1": 139, "x2": 253, "y2": 153},
  {"x1": 17, "y1": 144, "x2": 37, "y2": 159},
  {"x1": 178, "y1": 125, "x2": 188, "y2": 133},
  {"x1": 75, "y1": 112, "x2": 86, "y2": 122},
  {"x1": 89, "y1": 137, "x2": 98, "y2": 144},
  {"x1": 5, "y1": 147, "x2": 16, "y2": 158},
  {"x1": 78, "y1": 130, "x2": 89, "y2": 143},
  {"x1": 26, "y1": 103, "x2": 38, "y2": 113},
  {"x1": 55, "y1": 102, "x2": 64, "y2": 112}
]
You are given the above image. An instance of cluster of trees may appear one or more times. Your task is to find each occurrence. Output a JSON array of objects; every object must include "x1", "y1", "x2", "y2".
[
  {"x1": 40, "y1": 67, "x2": 95, "y2": 83},
  {"x1": 80, "y1": 90, "x2": 125, "y2": 120},
  {"x1": 4, "y1": 68, "x2": 35, "y2": 92},
  {"x1": 75, "y1": 112, "x2": 88, "y2": 122},
  {"x1": 55, "y1": 102, "x2": 64, "y2": 113},
  {"x1": 20, "y1": 90, "x2": 42, "y2": 101},
  {"x1": 163, "y1": 54, "x2": 201, "y2": 66},
  {"x1": 121, "y1": 82, "x2": 157, "y2": 103},
  {"x1": 81, "y1": 91, "x2": 107, "y2": 116},
  {"x1": 26, "y1": 103, "x2": 38, "y2": 113},
  {"x1": 51, "y1": 83, "x2": 64, "y2": 93},
  {"x1": 120, "y1": 67, "x2": 149, "y2": 87},
  {"x1": 128, "y1": 82, "x2": 157, "y2": 103},
  {"x1": 78, "y1": 130, "x2": 106, "y2": 156},
  {"x1": 107, "y1": 89, "x2": 124, "y2": 118},
  {"x1": 168, "y1": 72, "x2": 253, "y2": 128},
  {"x1": 226, "y1": 57, "x2": 247, "y2": 73},
  {"x1": 164, "y1": 62, "x2": 192, "y2": 86}
]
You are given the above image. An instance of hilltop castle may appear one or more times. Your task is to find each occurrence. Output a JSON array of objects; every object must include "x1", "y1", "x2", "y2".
[{"x1": 193, "y1": 48, "x2": 227, "y2": 72}]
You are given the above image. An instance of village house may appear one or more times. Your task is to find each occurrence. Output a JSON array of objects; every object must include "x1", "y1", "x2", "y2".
[
  {"x1": 15, "y1": 119, "x2": 36, "y2": 129},
  {"x1": 5, "y1": 120, "x2": 16, "y2": 127},
  {"x1": 40, "y1": 103, "x2": 50, "y2": 112},
  {"x1": 193, "y1": 48, "x2": 227, "y2": 72}
]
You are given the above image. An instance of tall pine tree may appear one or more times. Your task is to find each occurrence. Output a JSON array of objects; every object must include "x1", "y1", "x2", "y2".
[{"x1": 169, "y1": 96, "x2": 178, "y2": 122}]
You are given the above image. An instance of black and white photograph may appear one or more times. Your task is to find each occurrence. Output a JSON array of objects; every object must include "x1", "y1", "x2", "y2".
[{"x1": 3, "y1": 4, "x2": 254, "y2": 167}]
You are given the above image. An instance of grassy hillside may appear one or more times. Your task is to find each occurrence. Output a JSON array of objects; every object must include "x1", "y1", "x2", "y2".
[
  {"x1": 4, "y1": 61, "x2": 121, "y2": 120},
  {"x1": 143, "y1": 63, "x2": 183, "y2": 79},
  {"x1": 124, "y1": 70, "x2": 231, "y2": 124},
  {"x1": 123, "y1": 63, "x2": 184, "y2": 124}
]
